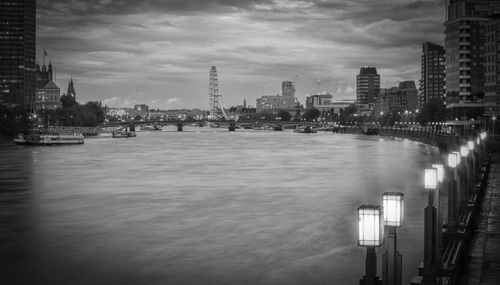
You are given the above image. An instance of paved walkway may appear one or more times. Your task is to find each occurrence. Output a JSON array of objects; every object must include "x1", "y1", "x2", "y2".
[{"x1": 462, "y1": 154, "x2": 500, "y2": 284}]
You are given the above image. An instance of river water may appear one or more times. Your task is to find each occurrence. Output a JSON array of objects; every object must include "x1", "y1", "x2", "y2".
[{"x1": 0, "y1": 128, "x2": 441, "y2": 284}]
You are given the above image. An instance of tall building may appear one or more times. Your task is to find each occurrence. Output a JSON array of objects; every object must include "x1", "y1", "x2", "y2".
[
  {"x1": 356, "y1": 67, "x2": 380, "y2": 109},
  {"x1": 282, "y1": 80, "x2": 295, "y2": 98},
  {"x1": 281, "y1": 80, "x2": 297, "y2": 111},
  {"x1": 484, "y1": 13, "x2": 500, "y2": 117},
  {"x1": 420, "y1": 42, "x2": 445, "y2": 108},
  {"x1": 0, "y1": 0, "x2": 36, "y2": 110},
  {"x1": 444, "y1": 0, "x2": 500, "y2": 120}
]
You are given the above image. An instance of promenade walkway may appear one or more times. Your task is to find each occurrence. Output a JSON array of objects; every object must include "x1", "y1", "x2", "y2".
[{"x1": 462, "y1": 154, "x2": 500, "y2": 285}]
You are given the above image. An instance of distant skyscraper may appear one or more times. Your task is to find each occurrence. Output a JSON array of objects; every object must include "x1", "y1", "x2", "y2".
[
  {"x1": 282, "y1": 80, "x2": 295, "y2": 98},
  {"x1": 356, "y1": 67, "x2": 380, "y2": 107},
  {"x1": 444, "y1": 0, "x2": 500, "y2": 120},
  {"x1": 420, "y1": 42, "x2": 445, "y2": 109},
  {"x1": 484, "y1": 13, "x2": 500, "y2": 117},
  {"x1": 280, "y1": 80, "x2": 296, "y2": 111},
  {"x1": 0, "y1": 0, "x2": 36, "y2": 110}
]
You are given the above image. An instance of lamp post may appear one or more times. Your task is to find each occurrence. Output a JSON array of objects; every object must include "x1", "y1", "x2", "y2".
[
  {"x1": 453, "y1": 151, "x2": 462, "y2": 205},
  {"x1": 382, "y1": 192, "x2": 404, "y2": 285},
  {"x1": 468, "y1": 141, "x2": 476, "y2": 182},
  {"x1": 431, "y1": 164, "x2": 444, "y2": 273},
  {"x1": 460, "y1": 146, "x2": 470, "y2": 197},
  {"x1": 422, "y1": 168, "x2": 439, "y2": 284},
  {"x1": 358, "y1": 205, "x2": 384, "y2": 285},
  {"x1": 447, "y1": 153, "x2": 459, "y2": 228}
]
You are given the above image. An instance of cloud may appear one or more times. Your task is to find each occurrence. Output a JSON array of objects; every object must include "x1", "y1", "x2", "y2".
[
  {"x1": 37, "y1": 0, "x2": 446, "y2": 108},
  {"x1": 167, "y1": 97, "x2": 181, "y2": 105}
]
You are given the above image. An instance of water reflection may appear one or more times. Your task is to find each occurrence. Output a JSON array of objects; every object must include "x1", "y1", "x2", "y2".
[{"x1": 0, "y1": 130, "x2": 440, "y2": 284}]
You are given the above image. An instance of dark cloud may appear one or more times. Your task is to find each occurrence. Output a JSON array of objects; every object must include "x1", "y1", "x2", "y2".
[
  {"x1": 36, "y1": 0, "x2": 447, "y2": 108},
  {"x1": 37, "y1": 0, "x2": 274, "y2": 15},
  {"x1": 406, "y1": 0, "x2": 443, "y2": 10}
]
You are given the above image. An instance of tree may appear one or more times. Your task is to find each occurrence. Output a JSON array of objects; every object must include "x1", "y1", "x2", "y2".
[
  {"x1": 0, "y1": 105, "x2": 30, "y2": 136},
  {"x1": 60, "y1": 94, "x2": 77, "y2": 108},
  {"x1": 276, "y1": 109, "x2": 292, "y2": 121},
  {"x1": 416, "y1": 98, "x2": 446, "y2": 125},
  {"x1": 302, "y1": 108, "x2": 320, "y2": 122},
  {"x1": 380, "y1": 111, "x2": 402, "y2": 126}
]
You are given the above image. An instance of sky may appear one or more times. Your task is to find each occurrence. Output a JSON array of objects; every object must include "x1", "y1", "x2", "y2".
[{"x1": 36, "y1": 0, "x2": 445, "y2": 110}]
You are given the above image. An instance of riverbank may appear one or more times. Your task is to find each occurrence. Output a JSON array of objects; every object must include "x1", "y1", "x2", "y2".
[{"x1": 461, "y1": 153, "x2": 500, "y2": 284}]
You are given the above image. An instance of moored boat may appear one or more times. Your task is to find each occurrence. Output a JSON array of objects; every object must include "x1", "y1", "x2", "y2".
[
  {"x1": 14, "y1": 132, "x2": 84, "y2": 145},
  {"x1": 293, "y1": 126, "x2": 317, "y2": 134},
  {"x1": 112, "y1": 130, "x2": 137, "y2": 138}
]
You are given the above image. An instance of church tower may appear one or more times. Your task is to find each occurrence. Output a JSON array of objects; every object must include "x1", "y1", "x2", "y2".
[{"x1": 67, "y1": 77, "x2": 76, "y2": 100}]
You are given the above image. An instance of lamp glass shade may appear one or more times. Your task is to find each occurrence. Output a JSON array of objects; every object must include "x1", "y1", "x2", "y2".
[
  {"x1": 382, "y1": 192, "x2": 404, "y2": 227},
  {"x1": 425, "y1": 168, "x2": 438, "y2": 190},
  {"x1": 357, "y1": 205, "x2": 383, "y2": 247},
  {"x1": 432, "y1": 164, "x2": 444, "y2": 183},
  {"x1": 460, "y1": 146, "x2": 469, "y2": 157},
  {"x1": 468, "y1": 141, "x2": 474, "y2": 151},
  {"x1": 448, "y1": 153, "x2": 457, "y2": 168}
]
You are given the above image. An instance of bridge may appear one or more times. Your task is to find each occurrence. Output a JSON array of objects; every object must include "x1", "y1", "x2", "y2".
[{"x1": 100, "y1": 119, "x2": 323, "y2": 132}]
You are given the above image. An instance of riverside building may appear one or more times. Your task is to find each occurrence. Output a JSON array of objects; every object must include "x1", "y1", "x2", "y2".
[
  {"x1": 356, "y1": 67, "x2": 380, "y2": 112},
  {"x1": 256, "y1": 80, "x2": 298, "y2": 113},
  {"x1": 444, "y1": 0, "x2": 500, "y2": 121},
  {"x1": 34, "y1": 62, "x2": 61, "y2": 111},
  {"x1": 419, "y1": 42, "x2": 445, "y2": 109},
  {"x1": 0, "y1": 0, "x2": 36, "y2": 110},
  {"x1": 484, "y1": 13, "x2": 500, "y2": 118},
  {"x1": 375, "y1": 81, "x2": 418, "y2": 116}
]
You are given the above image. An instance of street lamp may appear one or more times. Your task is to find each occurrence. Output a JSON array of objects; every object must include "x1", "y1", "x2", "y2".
[
  {"x1": 422, "y1": 168, "x2": 439, "y2": 284},
  {"x1": 460, "y1": 146, "x2": 469, "y2": 158},
  {"x1": 358, "y1": 205, "x2": 384, "y2": 285},
  {"x1": 468, "y1": 140, "x2": 477, "y2": 181},
  {"x1": 432, "y1": 163, "x2": 445, "y2": 273},
  {"x1": 460, "y1": 146, "x2": 470, "y2": 192},
  {"x1": 447, "y1": 152, "x2": 459, "y2": 228},
  {"x1": 425, "y1": 168, "x2": 438, "y2": 191},
  {"x1": 493, "y1": 116, "x2": 497, "y2": 138},
  {"x1": 382, "y1": 193, "x2": 403, "y2": 285}
]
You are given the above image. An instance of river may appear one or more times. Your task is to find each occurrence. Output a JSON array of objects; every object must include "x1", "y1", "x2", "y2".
[{"x1": 0, "y1": 128, "x2": 440, "y2": 284}]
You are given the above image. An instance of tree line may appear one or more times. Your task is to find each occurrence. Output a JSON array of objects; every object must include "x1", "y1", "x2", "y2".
[{"x1": 0, "y1": 95, "x2": 106, "y2": 137}]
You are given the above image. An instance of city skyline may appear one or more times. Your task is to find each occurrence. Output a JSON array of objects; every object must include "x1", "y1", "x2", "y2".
[{"x1": 37, "y1": 0, "x2": 444, "y2": 109}]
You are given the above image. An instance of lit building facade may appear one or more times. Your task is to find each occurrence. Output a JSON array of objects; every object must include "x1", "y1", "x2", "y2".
[
  {"x1": 484, "y1": 13, "x2": 500, "y2": 117},
  {"x1": 375, "y1": 81, "x2": 418, "y2": 116},
  {"x1": 0, "y1": 0, "x2": 36, "y2": 110},
  {"x1": 420, "y1": 42, "x2": 445, "y2": 108},
  {"x1": 356, "y1": 67, "x2": 380, "y2": 110},
  {"x1": 256, "y1": 80, "x2": 298, "y2": 113},
  {"x1": 375, "y1": 88, "x2": 396, "y2": 116},
  {"x1": 444, "y1": 0, "x2": 500, "y2": 120},
  {"x1": 305, "y1": 93, "x2": 332, "y2": 109},
  {"x1": 34, "y1": 62, "x2": 61, "y2": 111},
  {"x1": 399, "y1": 80, "x2": 419, "y2": 113}
]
